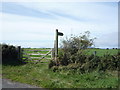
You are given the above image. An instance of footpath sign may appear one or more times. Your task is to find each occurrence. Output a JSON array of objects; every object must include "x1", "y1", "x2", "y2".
[
  {"x1": 55, "y1": 29, "x2": 64, "y2": 61},
  {"x1": 58, "y1": 32, "x2": 63, "y2": 36}
]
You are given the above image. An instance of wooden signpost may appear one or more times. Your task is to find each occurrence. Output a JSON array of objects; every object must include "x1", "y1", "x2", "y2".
[{"x1": 55, "y1": 29, "x2": 63, "y2": 61}]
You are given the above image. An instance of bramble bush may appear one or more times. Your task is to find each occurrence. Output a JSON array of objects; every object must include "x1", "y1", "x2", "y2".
[{"x1": 49, "y1": 31, "x2": 119, "y2": 73}]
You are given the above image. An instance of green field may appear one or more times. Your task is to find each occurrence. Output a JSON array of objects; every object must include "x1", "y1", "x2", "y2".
[
  {"x1": 2, "y1": 48, "x2": 119, "y2": 88},
  {"x1": 23, "y1": 48, "x2": 51, "y2": 51},
  {"x1": 23, "y1": 48, "x2": 118, "y2": 58},
  {"x1": 86, "y1": 48, "x2": 118, "y2": 56},
  {"x1": 24, "y1": 50, "x2": 49, "y2": 54}
]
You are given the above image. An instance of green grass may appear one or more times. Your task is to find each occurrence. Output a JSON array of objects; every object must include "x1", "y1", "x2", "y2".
[
  {"x1": 2, "y1": 62, "x2": 118, "y2": 88},
  {"x1": 24, "y1": 50, "x2": 49, "y2": 54},
  {"x1": 84, "y1": 49, "x2": 118, "y2": 56},
  {"x1": 24, "y1": 48, "x2": 51, "y2": 51},
  {"x1": 29, "y1": 55, "x2": 42, "y2": 57},
  {"x1": 23, "y1": 55, "x2": 51, "y2": 58}
]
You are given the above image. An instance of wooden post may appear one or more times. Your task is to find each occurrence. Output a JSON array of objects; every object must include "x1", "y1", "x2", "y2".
[{"x1": 55, "y1": 29, "x2": 58, "y2": 61}]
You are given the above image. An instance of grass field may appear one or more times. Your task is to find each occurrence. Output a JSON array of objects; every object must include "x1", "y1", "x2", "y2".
[
  {"x1": 23, "y1": 48, "x2": 118, "y2": 59},
  {"x1": 23, "y1": 48, "x2": 51, "y2": 51},
  {"x1": 86, "y1": 48, "x2": 118, "y2": 56},
  {"x1": 24, "y1": 50, "x2": 49, "y2": 54},
  {"x1": 2, "y1": 48, "x2": 119, "y2": 88}
]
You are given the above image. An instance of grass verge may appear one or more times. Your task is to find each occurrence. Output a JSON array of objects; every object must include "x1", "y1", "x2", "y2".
[{"x1": 2, "y1": 62, "x2": 118, "y2": 88}]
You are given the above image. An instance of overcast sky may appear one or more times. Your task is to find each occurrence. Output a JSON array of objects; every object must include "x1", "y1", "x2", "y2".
[{"x1": 0, "y1": 1, "x2": 118, "y2": 48}]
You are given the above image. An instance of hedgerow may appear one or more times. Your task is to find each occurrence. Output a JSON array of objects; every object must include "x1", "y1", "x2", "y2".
[
  {"x1": 1, "y1": 43, "x2": 23, "y2": 65},
  {"x1": 49, "y1": 31, "x2": 119, "y2": 73}
]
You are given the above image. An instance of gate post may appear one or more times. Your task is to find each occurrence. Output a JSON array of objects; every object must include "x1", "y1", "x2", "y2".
[{"x1": 55, "y1": 29, "x2": 58, "y2": 61}]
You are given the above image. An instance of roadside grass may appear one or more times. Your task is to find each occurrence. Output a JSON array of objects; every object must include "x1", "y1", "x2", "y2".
[{"x1": 2, "y1": 62, "x2": 118, "y2": 88}]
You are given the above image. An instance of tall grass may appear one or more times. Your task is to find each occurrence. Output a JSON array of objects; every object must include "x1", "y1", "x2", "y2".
[{"x1": 2, "y1": 63, "x2": 118, "y2": 88}]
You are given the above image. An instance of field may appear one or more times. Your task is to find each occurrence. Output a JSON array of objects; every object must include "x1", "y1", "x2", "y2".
[
  {"x1": 86, "y1": 48, "x2": 118, "y2": 56},
  {"x1": 2, "y1": 48, "x2": 119, "y2": 88}
]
